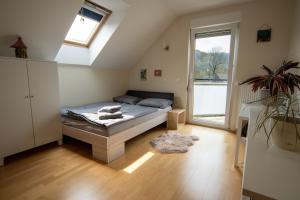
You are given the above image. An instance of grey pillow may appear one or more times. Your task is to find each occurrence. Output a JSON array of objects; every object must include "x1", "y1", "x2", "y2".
[
  {"x1": 113, "y1": 95, "x2": 141, "y2": 105},
  {"x1": 137, "y1": 98, "x2": 172, "y2": 109}
]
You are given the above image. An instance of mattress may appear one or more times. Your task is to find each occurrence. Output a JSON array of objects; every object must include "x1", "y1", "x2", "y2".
[
  {"x1": 62, "y1": 106, "x2": 171, "y2": 137},
  {"x1": 62, "y1": 102, "x2": 161, "y2": 127}
]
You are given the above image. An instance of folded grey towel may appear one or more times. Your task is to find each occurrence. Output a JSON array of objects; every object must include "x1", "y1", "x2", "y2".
[
  {"x1": 98, "y1": 105, "x2": 121, "y2": 113},
  {"x1": 98, "y1": 111, "x2": 123, "y2": 120}
]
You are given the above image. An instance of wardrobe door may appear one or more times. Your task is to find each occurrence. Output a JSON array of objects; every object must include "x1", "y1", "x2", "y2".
[
  {"x1": 27, "y1": 61, "x2": 61, "y2": 146},
  {"x1": 0, "y1": 59, "x2": 35, "y2": 158}
]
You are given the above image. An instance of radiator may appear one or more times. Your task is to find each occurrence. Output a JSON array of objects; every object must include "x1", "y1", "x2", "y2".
[{"x1": 239, "y1": 85, "x2": 260, "y2": 104}]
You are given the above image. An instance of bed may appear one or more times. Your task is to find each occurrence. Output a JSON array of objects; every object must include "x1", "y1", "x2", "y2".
[{"x1": 61, "y1": 90, "x2": 174, "y2": 163}]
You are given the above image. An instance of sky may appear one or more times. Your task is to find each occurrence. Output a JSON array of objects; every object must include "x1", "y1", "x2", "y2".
[
  {"x1": 196, "y1": 35, "x2": 231, "y2": 53},
  {"x1": 65, "y1": 15, "x2": 98, "y2": 43}
]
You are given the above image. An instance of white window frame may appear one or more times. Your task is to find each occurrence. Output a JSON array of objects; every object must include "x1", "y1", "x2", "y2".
[
  {"x1": 64, "y1": 0, "x2": 112, "y2": 48},
  {"x1": 188, "y1": 23, "x2": 239, "y2": 129}
]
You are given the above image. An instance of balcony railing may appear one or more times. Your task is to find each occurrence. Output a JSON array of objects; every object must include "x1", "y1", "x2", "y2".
[{"x1": 193, "y1": 80, "x2": 227, "y2": 117}]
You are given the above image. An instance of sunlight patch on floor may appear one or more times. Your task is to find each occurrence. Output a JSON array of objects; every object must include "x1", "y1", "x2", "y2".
[
  {"x1": 193, "y1": 116, "x2": 225, "y2": 126},
  {"x1": 123, "y1": 152, "x2": 154, "y2": 174}
]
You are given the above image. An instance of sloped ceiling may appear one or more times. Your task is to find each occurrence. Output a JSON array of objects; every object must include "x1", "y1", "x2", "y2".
[
  {"x1": 91, "y1": 0, "x2": 255, "y2": 68},
  {"x1": 0, "y1": 0, "x2": 256, "y2": 68},
  {"x1": 162, "y1": 0, "x2": 255, "y2": 15},
  {"x1": 91, "y1": 0, "x2": 175, "y2": 68},
  {"x1": 0, "y1": 0, "x2": 83, "y2": 60}
]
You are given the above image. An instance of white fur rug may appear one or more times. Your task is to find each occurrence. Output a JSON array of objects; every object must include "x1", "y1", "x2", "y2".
[{"x1": 150, "y1": 131, "x2": 199, "y2": 153}]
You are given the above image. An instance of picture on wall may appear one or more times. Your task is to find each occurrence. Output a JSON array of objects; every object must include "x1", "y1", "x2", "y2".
[
  {"x1": 140, "y1": 69, "x2": 147, "y2": 80},
  {"x1": 154, "y1": 69, "x2": 162, "y2": 77},
  {"x1": 257, "y1": 29, "x2": 272, "y2": 42}
]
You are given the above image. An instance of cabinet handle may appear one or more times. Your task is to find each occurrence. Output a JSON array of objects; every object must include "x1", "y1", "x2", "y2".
[
  {"x1": 30, "y1": 95, "x2": 34, "y2": 98},
  {"x1": 25, "y1": 96, "x2": 29, "y2": 99}
]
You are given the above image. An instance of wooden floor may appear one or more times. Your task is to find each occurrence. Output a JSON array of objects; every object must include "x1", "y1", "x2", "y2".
[{"x1": 0, "y1": 124, "x2": 244, "y2": 200}]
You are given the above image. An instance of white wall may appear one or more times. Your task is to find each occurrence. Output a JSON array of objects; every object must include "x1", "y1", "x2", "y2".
[
  {"x1": 58, "y1": 64, "x2": 129, "y2": 107},
  {"x1": 129, "y1": 0, "x2": 295, "y2": 130},
  {"x1": 289, "y1": 0, "x2": 300, "y2": 61},
  {"x1": 0, "y1": 0, "x2": 83, "y2": 60},
  {"x1": 128, "y1": 15, "x2": 189, "y2": 108},
  {"x1": 0, "y1": 0, "x2": 175, "y2": 70},
  {"x1": 55, "y1": 45, "x2": 90, "y2": 66},
  {"x1": 92, "y1": 0, "x2": 176, "y2": 68},
  {"x1": 55, "y1": 0, "x2": 129, "y2": 66}
]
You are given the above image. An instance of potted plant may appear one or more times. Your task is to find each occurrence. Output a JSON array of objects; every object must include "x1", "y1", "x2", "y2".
[
  {"x1": 240, "y1": 60, "x2": 300, "y2": 152},
  {"x1": 240, "y1": 61, "x2": 300, "y2": 105}
]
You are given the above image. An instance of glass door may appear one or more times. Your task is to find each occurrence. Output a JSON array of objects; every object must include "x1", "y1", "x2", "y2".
[{"x1": 189, "y1": 25, "x2": 237, "y2": 129}]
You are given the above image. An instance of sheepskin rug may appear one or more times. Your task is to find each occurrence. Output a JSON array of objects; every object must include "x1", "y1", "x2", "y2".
[{"x1": 150, "y1": 131, "x2": 199, "y2": 153}]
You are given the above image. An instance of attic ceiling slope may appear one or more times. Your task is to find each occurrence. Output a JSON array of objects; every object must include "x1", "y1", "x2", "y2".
[
  {"x1": 94, "y1": 0, "x2": 259, "y2": 69},
  {"x1": 0, "y1": 0, "x2": 83, "y2": 60},
  {"x1": 91, "y1": 0, "x2": 176, "y2": 68},
  {"x1": 162, "y1": 0, "x2": 255, "y2": 15}
]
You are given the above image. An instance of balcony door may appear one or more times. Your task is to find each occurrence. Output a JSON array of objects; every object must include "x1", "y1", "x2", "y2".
[{"x1": 188, "y1": 24, "x2": 237, "y2": 129}]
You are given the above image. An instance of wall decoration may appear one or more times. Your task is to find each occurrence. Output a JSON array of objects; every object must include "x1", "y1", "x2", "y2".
[
  {"x1": 257, "y1": 24, "x2": 272, "y2": 42},
  {"x1": 140, "y1": 69, "x2": 147, "y2": 80},
  {"x1": 154, "y1": 69, "x2": 162, "y2": 77},
  {"x1": 10, "y1": 37, "x2": 28, "y2": 58}
]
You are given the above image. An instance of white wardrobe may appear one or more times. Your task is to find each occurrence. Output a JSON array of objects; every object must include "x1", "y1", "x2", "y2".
[{"x1": 0, "y1": 57, "x2": 62, "y2": 166}]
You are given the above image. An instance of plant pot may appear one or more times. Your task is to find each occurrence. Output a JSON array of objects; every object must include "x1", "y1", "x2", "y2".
[
  {"x1": 269, "y1": 118, "x2": 300, "y2": 152},
  {"x1": 260, "y1": 88, "x2": 285, "y2": 106}
]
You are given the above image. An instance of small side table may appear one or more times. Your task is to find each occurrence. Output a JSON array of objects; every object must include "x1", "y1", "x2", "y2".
[
  {"x1": 234, "y1": 103, "x2": 262, "y2": 167},
  {"x1": 167, "y1": 109, "x2": 186, "y2": 130},
  {"x1": 234, "y1": 114, "x2": 248, "y2": 167}
]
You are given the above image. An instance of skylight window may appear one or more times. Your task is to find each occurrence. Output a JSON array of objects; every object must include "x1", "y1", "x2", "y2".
[{"x1": 64, "y1": 0, "x2": 112, "y2": 47}]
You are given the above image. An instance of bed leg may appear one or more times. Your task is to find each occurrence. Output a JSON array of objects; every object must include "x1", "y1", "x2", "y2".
[
  {"x1": 92, "y1": 142, "x2": 125, "y2": 163},
  {"x1": 57, "y1": 139, "x2": 63, "y2": 146}
]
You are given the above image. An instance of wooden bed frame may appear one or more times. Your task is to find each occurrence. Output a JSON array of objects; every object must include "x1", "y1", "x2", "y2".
[{"x1": 62, "y1": 90, "x2": 174, "y2": 163}]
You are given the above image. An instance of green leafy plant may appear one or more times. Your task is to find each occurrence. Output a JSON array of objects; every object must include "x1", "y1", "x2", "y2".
[
  {"x1": 240, "y1": 60, "x2": 300, "y2": 146},
  {"x1": 255, "y1": 95, "x2": 300, "y2": 144},
  {"x1": 240, "y1": 61, "x2": 300, "y2": 96}
]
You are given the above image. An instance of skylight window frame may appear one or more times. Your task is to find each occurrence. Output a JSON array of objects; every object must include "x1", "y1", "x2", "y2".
[{"x1": 64, "y1": 0, "x2": 112, "y2": 48}]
